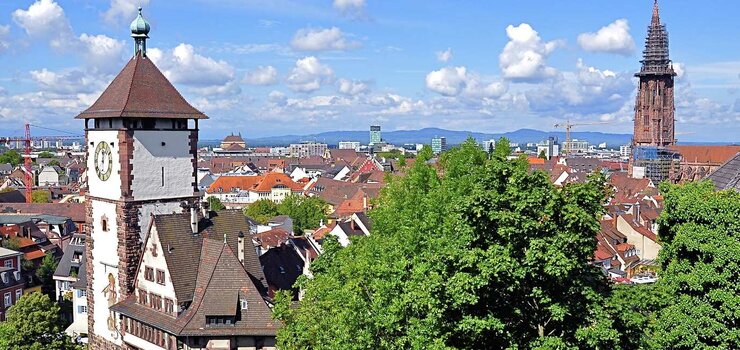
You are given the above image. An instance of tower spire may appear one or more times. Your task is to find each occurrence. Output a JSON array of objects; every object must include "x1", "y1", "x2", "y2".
[
  {"x1": 130, "y1": 6, "x2": 151, "y2": 56},
  {"x1": 651, "y1": 0, "x2": 660, "y2": 26}
]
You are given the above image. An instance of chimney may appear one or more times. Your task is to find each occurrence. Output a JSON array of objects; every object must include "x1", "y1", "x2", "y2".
[
  {"x1": 190, "y1": 206, "x2": 198, "y2": 234},
  {"x1": 237, "y1": 231, "x2": 245, "y2": 264},
  {"x1": 634, "y1": 203, "x2": 641, "y2": 224},
  {"x1": 201, "y1": 200, "x2": 210, "y2": 219},
  {"x1": 362, "y1": 195, "x2": 367, "y2": 209}
]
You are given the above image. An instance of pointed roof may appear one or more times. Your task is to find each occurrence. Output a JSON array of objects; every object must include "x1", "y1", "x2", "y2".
[
  {"x1": 637, "y1": 0, "x2": 674, "y2": 76},
  {"x1": 76, "y1": 52, "x2": 207, "y2": 119}
]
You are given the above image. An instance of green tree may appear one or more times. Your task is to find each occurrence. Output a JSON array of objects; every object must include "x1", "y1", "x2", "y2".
[
  {"x1": 276, "y1": 138, "x2": 612, "y2": 349},
  {"x1": 243, "y1": 199, "x2": 280, "y2": 224},
  {"x1": 648, "y1": 181, "x2": 740, "y2": 349},
  {"x1": 2, "y1": 237, "x2": 21, "y2": 251},
  {"x1": 37, "y1": 151, "x2": 55, "y2": 159},
  {"x1": 36, "y1": 254, "x2": 58, "y2": 299},
  {"x1": 493, "y1": 137, "x2": 511, "y2": 159},
  {"x1": 0, "y1": 150, "x2": 23, "y2": 166},
  {"x1": 47, "y1": 159, "x2": 60, "y2": 167},
  {"x1": 538, "y1": 149, "x2": 547, "y2": 159},
  {"x1": 0, "y1": 292, "x2": 82, "y2": 350},
  {"x1": 207, "y1": 196, "x2": 225, "y2": 211},
  {"x1": 278, "y1": 195, "x2": 328, "y2": 234},
  {"x1": 31, "y1": 190, "x2": 51, "y2": 203}
]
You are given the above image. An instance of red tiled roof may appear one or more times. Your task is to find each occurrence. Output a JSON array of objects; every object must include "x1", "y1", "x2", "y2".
[
  {"x1": 250, "y1": 172, "x2": 303, "y2": 192},
  {"x1": 207, "y1": 176, "x2": 263, "y2": 193},
  {"x1": 312, "y1": 223, "x2": 335, "y2": 241},
  {"x1": 621, "y1": 214, "x2": 658, "y2": 242},
  {"x1": 223, "y1": 135, "x2": 245, "y2": 143},
  {"x1": 253, "y1": 228, "x2": 290, "y2": 249},
  {"x1": 0, "y1": 203, "x2": 86, "y2": 222},
  {"x1": 527, "y1": 157, "x2": 546, "y2": 165},
  {"x1": 76, "y1": 53, "x2": 207, "y2": 120},
  {"x1": 669, "y1": 145, "x2": 740, "y2": 165}
]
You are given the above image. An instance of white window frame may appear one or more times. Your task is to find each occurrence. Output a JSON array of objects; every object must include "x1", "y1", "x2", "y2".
[
  {"x1": 3, "y1": 260, "x2": 11, "y2": 268},
  {"x1": 15, "y1": 289, "x2": 21, "y2": 302},
  {"x1": 4, "y1": 292, "x2": 11, "y2": 307}
]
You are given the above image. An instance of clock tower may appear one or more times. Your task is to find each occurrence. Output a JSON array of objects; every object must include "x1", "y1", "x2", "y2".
[{"x1": 78, "y1": 8, "x2": 207, "y2": 349}]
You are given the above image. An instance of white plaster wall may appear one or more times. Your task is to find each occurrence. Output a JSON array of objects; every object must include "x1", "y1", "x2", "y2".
[
  {"x1": 138, "y1": 202, "x2": 184, "y2": 242},
  {"x1": 123, "y1": 333, "x2": 167, "y2": 350},
  {"x1": 90, "y1": 199, "x2": 122, "y2": 345},
  {"x1": 87, "y1": 131, "x2": 123, "y2": 201},
  {"x1": 38, "y1": 168, "x2": 59, "y2": 186},
  {"x1": 136, "y1": 225, "x2": 178, "y2": 305},
  {"x1": 131, "y1": 131, "x2": 194, "y2": 201}
]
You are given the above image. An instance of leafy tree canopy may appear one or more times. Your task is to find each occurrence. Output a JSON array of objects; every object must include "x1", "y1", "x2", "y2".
[
  {"x1": 276, "y1": 138, "x2": 612, "y2": 349},
  {"x1": 0, "y1": 150, "x2": 23, "y2": 167},
  {"x1": 207, "y1": 196, "x2": 225, "y2": 211},
  {"x1": 648, "y1": 181, "x2": 740, "y2": 349},
  {"x1": 37, "y1": 151, "x2": 55, "y2": 159},
  {"x1": 36, "y1": 254, "x2": 58, "y2": 299},
  {"x1": 31, "y1": 190, "x2": 51, "y2": 203},
  {"x1": 243, "y1": 198, "x2": 280, "y2": 225},
  {"x1": 0, "y1": 292, "x2": 82, "y2": 350},
  {"x1": 277, "y1": 195, "x2": 328, "y2": 234}
]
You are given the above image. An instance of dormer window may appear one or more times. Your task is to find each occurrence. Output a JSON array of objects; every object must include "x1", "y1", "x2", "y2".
[{"x1": 240, "y1": 298, "x2": 248, "y2": 310}]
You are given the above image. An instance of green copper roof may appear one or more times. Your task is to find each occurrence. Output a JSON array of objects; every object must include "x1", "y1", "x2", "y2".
[{"x1": 130, "y1": 7, "x2": 150, "y2": 36}]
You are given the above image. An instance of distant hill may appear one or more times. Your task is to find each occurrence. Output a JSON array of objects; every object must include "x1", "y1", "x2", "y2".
[{"x1": 221, "y1": 128, "x2": 633, "y2": 148}]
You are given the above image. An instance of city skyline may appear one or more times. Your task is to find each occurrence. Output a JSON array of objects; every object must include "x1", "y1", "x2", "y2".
[{"x1": 0, "y1": 0, "x2": 737, "y2": 141}]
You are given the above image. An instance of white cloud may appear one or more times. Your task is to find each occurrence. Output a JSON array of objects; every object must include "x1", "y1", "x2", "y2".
[
  {"x1": 12, "y1": 0, "x2": 74, "y2": 50},
  {"x1": 290, "y1": 27, "x2": 360, "y2": 51},
  {"x1": 0, "y1": 26, "x2": 9, "y2": 54},
  {"x1": 499, "y1": 23, "x2": 560, "y2": 81},
  {"x1": 673, "y1": 62, "x2": 685, "y2": 79},
  {"x1": 244, "y1": 66, "x2": 278, "y2": 85},
  {"x1": 577, "y1": 19, "x2": 635, "y2": 56},
  {"x1": 102, "y1": 0, "x2": 150, "y2": 25},
  {"x1": 287, "y1": 56, "x2": 334, "y2": 93},
  {"x1": 436, "y1": 48, "x2": 452, "y2": 63},
  {"x1": 150, "y1": 44, "x2": 235, "y2": 88},
  {"x1": 337, "y1": 78, "x2": 370, "y2": 95},
  {"x1": 78, "y1": 34, "x2": 126, "y2": 73},
  {"x1": 30, "y1": 68, "x2": 105, "y2": 94},
  {"x1": 333, "y1": 0, "x2": 366, "y2": 17},
  {"x1": 525, "y1": 59, "x2": 633, "y2": 116},
  {"x1": 425, "y1": 66, "x2": 508, "y2": 98}
]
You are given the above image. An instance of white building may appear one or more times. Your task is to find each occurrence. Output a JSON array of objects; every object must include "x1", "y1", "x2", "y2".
[
  {"x1": 338, "y1": 141, "x2": 361, "y2": 151},
  {"x1": 562, "y1": 139, "x2": 589, "y2": 154},
  {"x1": 537, "y1": 137, "x2": 560, "y2": 159},
  {"x1": 289, "y1": 141, "x2": 328, "y2": 158},
  {"x1": 620, "y1": 145, "x2": 632, "y2": 158},
  {"x1": 205, "y1": 173, "x2": 305, "y2": 208}
]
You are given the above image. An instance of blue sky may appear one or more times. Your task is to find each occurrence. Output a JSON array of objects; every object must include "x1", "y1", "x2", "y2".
[{"x1": 0, "y1": 0, "x2": 737, "y2": 141}]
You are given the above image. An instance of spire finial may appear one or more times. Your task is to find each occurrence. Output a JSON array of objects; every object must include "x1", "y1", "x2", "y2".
[
  {"x1": 130, "y1": 7, "x2": 151, "y2": 56},
  {"x1": 652, "y1": 0, "x2": 660, "y2": 25}
]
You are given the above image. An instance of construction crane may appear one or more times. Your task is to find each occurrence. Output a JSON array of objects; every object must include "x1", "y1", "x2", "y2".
[
  {"x1": 0, "y1": 123, "x2": 82, "y2": 203},
  {"x1": 553, "y1": 119, "x2": 612, "y2": 155}
]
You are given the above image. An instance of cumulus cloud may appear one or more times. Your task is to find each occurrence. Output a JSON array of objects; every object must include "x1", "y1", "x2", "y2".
[
  {"x1": 244, "y1": 66, "x2": 278, "y2": 85},
  {"x1": 333, "y1": 0, "x2": 366, "y2": 18},
  {"x1": 149, "y1": 44, "x2": 235, "y2": 88},
  {"x1": 436, "y1": 48, "x2": 452, "y2": 62},
  {"x1": 78, "y1": 34, "x2": 126, "y2": 73},
  {"x1": 102, "y1": 0, "x2": 150, "y2": 25},
  {"x1": 287, "y1": 56, "x2": 334, "y2": 93},
  {"x1": 577, "y1": 19, "x2": 635, "y2": 56},
  {"x1": 525, "y1": 59, "x2": 633, "y2": 116},
  {"x1": 337, "y1": 78, "x2": 370, "y2": 95},
  {"x1": 13, "y1": 0, "x2": 74, "y2": 50},
  {"x1": 499, "y1": 23, "x2": 561, "y2": 81},
  {"x1": 30, "y1": 68, "x2": 104, "y2": 94},
  {"x1": 425, "y1": 66, "x2": 507, "y2": 98},
  {"x1": 0, "y1": 26, "x2": 9, "y2": 54},
  {"x1": 290, "y1": 27, "x2": 360, "y2": 51}
]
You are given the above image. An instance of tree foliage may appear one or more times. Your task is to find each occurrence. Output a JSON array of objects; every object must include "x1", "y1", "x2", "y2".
[
  {"x1": 647, "y1": 181, "x2": 740, "y2": 349},
  {"x1": 0, "y1": 292, "x2": 82, "y2": 350},
  {"x1": 276, "y1": 138, "x2": 612, "y2": 349},
  {"x1": 207, "y1": 196, "x2": 225, "y2": 211},
  {"x1": 243, "y1": 199, "x2": 280, "y2": 224},
  {"x1": 0, "y1": 150, "x2": 22, "y2": 166},
  {"x1": 37, "y1": 151, "x2": 55, "y2": 159},
  {"x1": 31, "y1": 190, "x2": 51, "y2": 203},
  {"x1": 278, "y1": 195, "x2": 328, "y2": 234},
  {"x1": 36, "y1": 254, "x2": 58, "y2": 299}
]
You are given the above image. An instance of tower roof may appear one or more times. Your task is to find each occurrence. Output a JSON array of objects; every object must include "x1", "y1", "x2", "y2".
[
  {"x1": 130, "y1": 7, "x2": 150, "y2": 36},
  {"x1": 76, "y1": 52, "x2": 208, "y2": 119},
  {"x1": 637, "y1": 0, "x2": 675, "y2": 76}
]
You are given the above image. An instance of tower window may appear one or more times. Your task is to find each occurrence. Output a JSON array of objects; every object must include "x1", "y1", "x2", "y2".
[
  {"x1": 101, "y1": 216, "x2": 109, "y2": 232},
  {"x1": 161, "y1": 167, "x2": 165, "y2": 186}
]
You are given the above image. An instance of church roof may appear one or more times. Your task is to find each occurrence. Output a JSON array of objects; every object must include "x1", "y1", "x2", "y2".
[{"x1": 76, "y1": 52, "x2": 207, "y2": 120}]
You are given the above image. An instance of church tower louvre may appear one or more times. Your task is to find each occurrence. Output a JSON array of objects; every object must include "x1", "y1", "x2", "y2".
[
  {"x1": 632, "y1": 0, "x2": 676, "y2": 147},
  {"x1": 80, "y1": 8, "x2": 207, "y2": 349}
]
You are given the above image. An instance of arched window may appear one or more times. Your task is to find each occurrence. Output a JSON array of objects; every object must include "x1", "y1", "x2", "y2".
[{"x1": 101, "y1": 215, "x2": 109, "y2": 232}]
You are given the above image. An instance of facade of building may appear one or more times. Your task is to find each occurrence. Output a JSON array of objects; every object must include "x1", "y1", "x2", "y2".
[
  {"x1": 561, "y1": 139, "x2": 589, "y2": 154},
  {"x1": 431, "y1": 136, "x2": 447, "y2": 154},
  {"x1": 79, "y1": 10, "x2": 205, "y2": 348},
  {"x1": 632, "y1": 1, "x2": 676, "y2": 147},
  {"x1": 369, "y1": 125, "x2": 381, "y2": 145},
  {"x1": 338, "y1": 141, "x2": 361, "y2": 151},
  {"x1": 289, "y1": 141, "x2": 328, "y2": 158},
  {"x1": 0, "y1": 247, "x2": 24, "y2": 322},
  {"x1": 536, "y1": 137, "x2": 560, "y2": 160}
]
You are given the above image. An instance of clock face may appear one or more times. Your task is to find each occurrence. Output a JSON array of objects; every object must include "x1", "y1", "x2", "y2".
[{"x1": 94, "y1": 142, "x2": 113, "y2": 181}]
